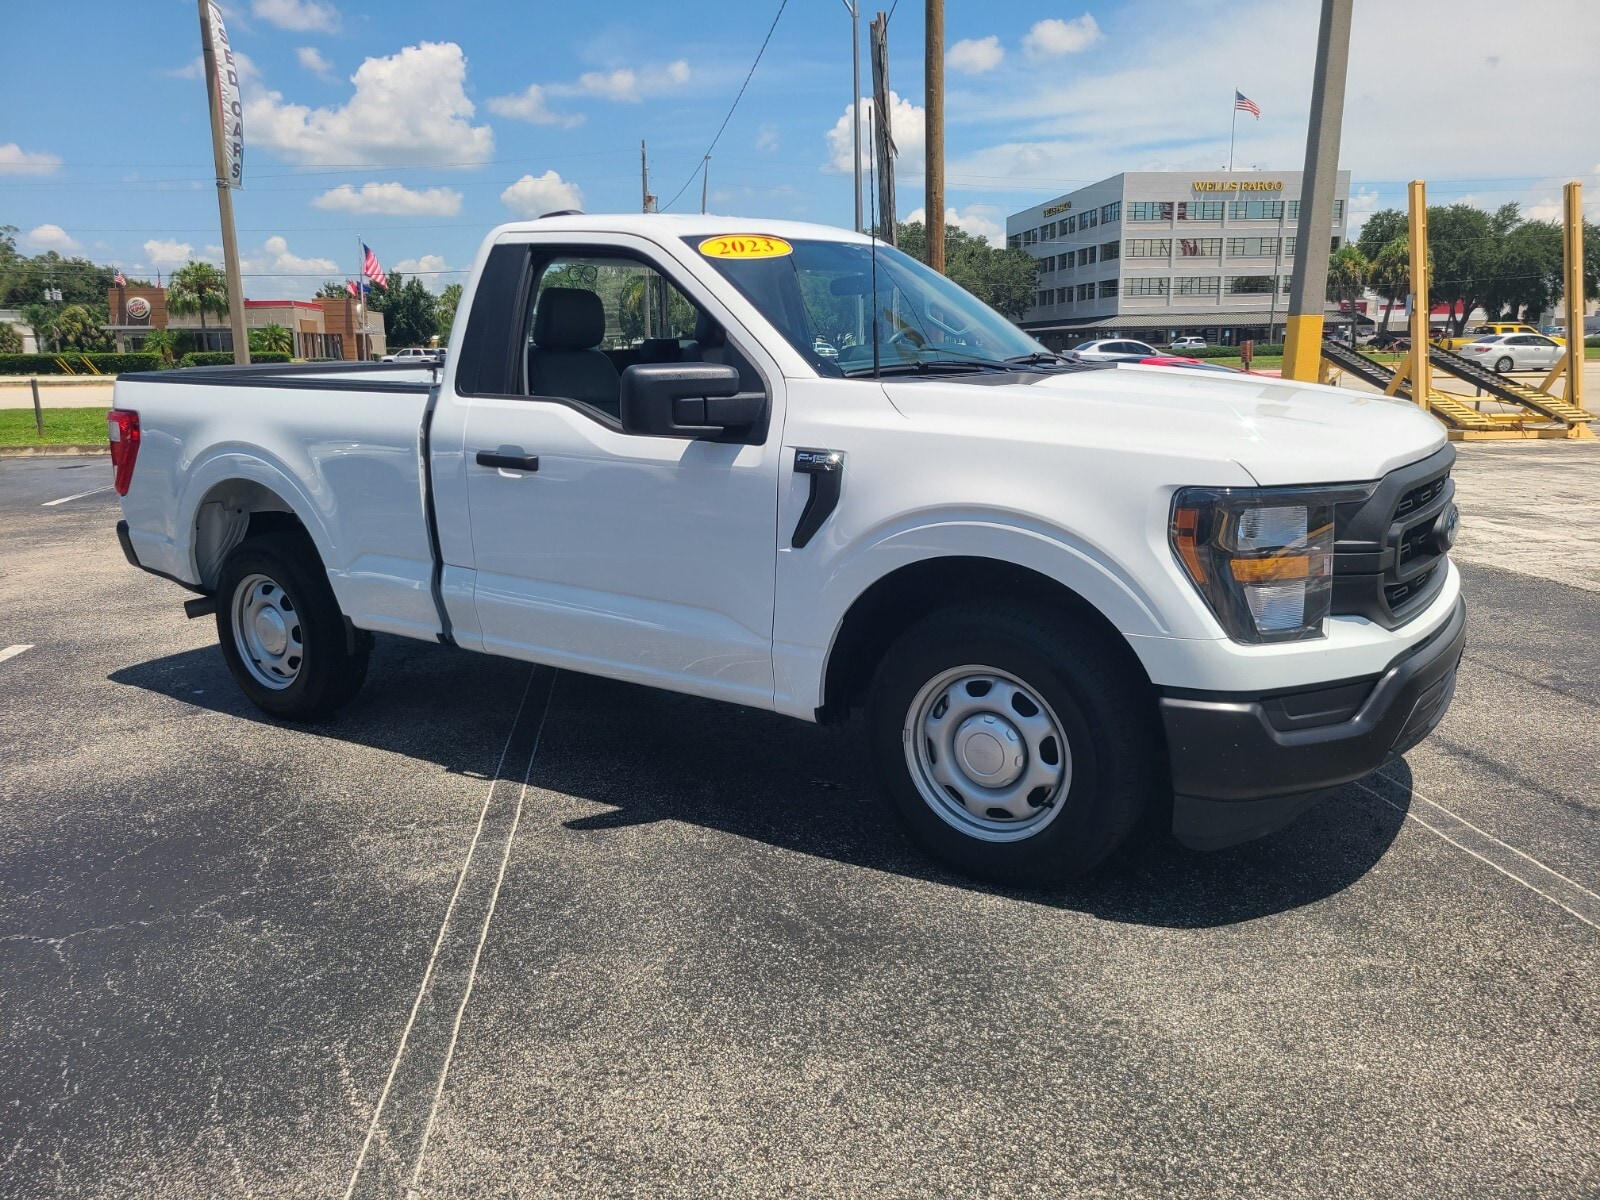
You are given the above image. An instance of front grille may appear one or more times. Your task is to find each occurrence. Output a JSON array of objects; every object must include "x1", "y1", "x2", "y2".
[
  {"x1": 1331, "y1": 445, "x2": 1454, "y2": 629},
  {"x1": 1395, "y1": 476, "x2": 1447, "y2": 519},
  {"x1": 1385, "y1": 566, "x2": 1435, "y2": 611}
]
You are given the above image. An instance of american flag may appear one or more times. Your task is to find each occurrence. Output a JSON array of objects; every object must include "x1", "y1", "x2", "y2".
[
  {"x1": 361, "y1": 243, "x2": 387, "y2": 289},
  {"x1": 346, "y1": 278, "x2": 371, "y2": 298},
  {"x1": 1235, "y1": 91, "x2": 1261, "y2": 120},
  {"x1": 114, "y1": 270, "x2": 126, "y2": 286}
]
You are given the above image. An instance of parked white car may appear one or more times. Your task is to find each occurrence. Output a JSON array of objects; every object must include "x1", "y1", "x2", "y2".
[
  {"x1": 1169, "y1": 336, "x2": 1208, "y2": 352},
  {"x1": 381, "y1": 346, "x2": 443, "y2": 364},
  {"x1": 1068, "y1": 338, "x2": 1160, "y2": 362},
  {"x1": 106, "y1": 214, "x2": 1464, "y2": 884},
  {"x1": 1461, "y1": 333, "x2": 1562, "y2": 373}
]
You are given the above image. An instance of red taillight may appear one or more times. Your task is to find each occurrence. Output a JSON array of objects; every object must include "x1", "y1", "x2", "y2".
[{"x1": 108, "y1": 409, "x2": 140, "y2": 496}]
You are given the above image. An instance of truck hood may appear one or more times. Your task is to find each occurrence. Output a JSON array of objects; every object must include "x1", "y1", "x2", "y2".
[{"x1": 882, "y1": 364, "x2": 1447, "y2": 486}]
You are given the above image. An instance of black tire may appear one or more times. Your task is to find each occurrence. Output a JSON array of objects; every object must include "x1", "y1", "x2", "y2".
[
  {"x1": 214, "y1": 530, "x2": 371, "y2": 720},
  {"x1": 867, "y1": 601, "x2": 1159, "y2": 886},
  {"x1": 1495, "y1": 356, "x2": 1514, "y2": 373}
]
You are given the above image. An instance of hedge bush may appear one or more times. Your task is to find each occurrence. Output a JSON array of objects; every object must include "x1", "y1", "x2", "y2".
[
  {"x1": 176, "y1": 351, "x2": 292, "y2": 368},
  {"x1": 0, "y1": 352, "x2": 162, "y2": 376},
  {"x1": 1586, "y1": 337, "x2": 1599, "y2": 349}
]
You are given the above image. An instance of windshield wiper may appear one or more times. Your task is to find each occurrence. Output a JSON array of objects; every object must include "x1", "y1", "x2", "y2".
[
  {"x1": 1004, "y1": 351, "x2": 1070, "y2": 367},
  {"x1": 842, "y1": 358, "x2": 1008, "y2": 378}
]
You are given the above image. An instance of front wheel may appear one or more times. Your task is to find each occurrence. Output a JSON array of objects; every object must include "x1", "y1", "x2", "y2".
[
  {"x1": 1495, "y1": 356, "x2": 1514, "y2": 373},
  {"x1": 868, "y1": 601, "x2": 1159, "y2": 885},
  {"x1": 215, "y1": 530, "x2": 370, "y2": 720}
]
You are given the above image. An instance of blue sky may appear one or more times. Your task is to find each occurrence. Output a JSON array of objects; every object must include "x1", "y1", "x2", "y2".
[{"x1": 4, "y1": 0, "x2": 1597, "y2": 297}]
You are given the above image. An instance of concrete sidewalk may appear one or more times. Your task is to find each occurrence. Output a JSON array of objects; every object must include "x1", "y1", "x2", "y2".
[{"x1": 0, "y1": 380, "x2": 115, "y2": 409}]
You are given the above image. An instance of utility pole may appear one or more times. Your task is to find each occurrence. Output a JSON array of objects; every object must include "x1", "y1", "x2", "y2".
[
  {"x1": 869, "y1": 11, "x2": 896, "y2": 245},
  {"x1": 843, "y1": 0, "x2": 863, "y2": 232},
  {"x1": 640, "y1": 140, "x2": 657, "y2": 213},
  {"x1": 701, "y1": 156, "x2": 711, "y2": 214},
  {"x1": 925, "y1": 0, "x2": 945, "y2": 274},
  {"x1": 196, "y1": 0, "x2": 249, "y2": 364},
  {"x1": 1280, "y1": 0, "x2": 1351, "y2": 382}
]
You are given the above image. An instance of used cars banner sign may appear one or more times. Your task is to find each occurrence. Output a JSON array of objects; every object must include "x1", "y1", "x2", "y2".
[{"x1": 209, "y1": 2, "x2": 244, "y2": 187}]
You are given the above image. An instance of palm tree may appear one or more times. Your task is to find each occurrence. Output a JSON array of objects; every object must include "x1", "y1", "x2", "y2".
[
  {"x1": 142, "y1": 329, "x2": 178, "y2": 366},
  {"x1": 1326, "y1": 245, "x2": 1370, "y2": 339},
  {"x1": 250, "y1": 323, "x2": 293, "y2": 355},
  {"x1": 166, "y1": 261, "x2": 228, "y2": 344},
  {"x1": 54, "y1": 304, "x2": 108, "y2": 351}
]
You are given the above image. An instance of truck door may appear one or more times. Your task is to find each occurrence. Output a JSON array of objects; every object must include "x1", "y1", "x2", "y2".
[{"x1": 451, "y1": 239, "x2": 784, "y2": 709}]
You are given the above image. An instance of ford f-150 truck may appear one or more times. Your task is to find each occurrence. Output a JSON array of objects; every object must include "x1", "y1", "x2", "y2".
[{"x1": 109, "y1": 214, "x2": 1465, "y2": 884}]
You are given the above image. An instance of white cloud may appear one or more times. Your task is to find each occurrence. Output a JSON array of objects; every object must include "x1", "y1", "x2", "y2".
[
  {"x1": 251, "y1": 0, "x2": 339, "y2": 33},
  {"x1": 296, "y1": 46, "x2": 335, "y2": 80},
  {"x1": 23, "y1": 225, "x2": 80, "y2": 252},
  {"x1": 756, "y1": 125, "x2": 779, "y2": 153},
  {"x1": 143, "y1": 238, "x2": 195, "y2": 267},
  {"x1": 238, "y1": 236, "x2": 341, "y2": 297},
  {"x1": 487, "y1": 83, "x2": 584, "y2": 128},
  {"x1": 825, "y1": 91, "x2": 926, "y2": 180},
  {"x1": 550, "y1": 59, "x2": 691, "y2": 103},
  {"x1": 905, "y1": 205, "x2": 1005, "y2": 244},
  {"x1": 0, "y1": 143, "x2": 62, "y2": 175},
  {"x1": 947, "y1": 36, "x2": 1004, "y2": 75},
  {"x1": 1023, "y1": 15, "x2": 1102, "y2": 58},
  {"x1": 501, "y1": 171, "x2": 584, "y2": 218},
  {"x1": 245, "y1": 41, "x2": 493, "y2": 167},
  {"x1": 391, "y1": 255, "x2": 467, "y2": 292},
  {"x1": 312, "y1": 182, "x2": 463, "y2": 216}
]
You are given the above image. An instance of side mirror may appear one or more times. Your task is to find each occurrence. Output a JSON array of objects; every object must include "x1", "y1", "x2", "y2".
[{"x1": 619, "y1": 363, "x2": 761, "y2": 438}]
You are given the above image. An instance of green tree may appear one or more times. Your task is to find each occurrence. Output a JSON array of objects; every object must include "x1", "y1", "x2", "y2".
[
  {"x1": 436, "y1": 282, "x2": 463, "y2": 343},
  {"x1": 1485, "y1": 219, "x2": 1562, "y2": 321},
  {"x1": 250, "y1": 323, "x2": 294, "y2": 354},
  {"x1": 21, "y1": 302, "x2": 59, "y2": 352},
  {"x1": 1326, "y1": 245, "x2": 1370, "y2": 332},
  {"x1": 0, "y1": 322, "x2": 22, "y2": 354},
  {"x1": 166, "y1": 261, "x2": 228, "y2": 340},
  {"x1": 142, "y1": 328, "x2": 178, "y2": 366},
  {"x1": 896, "y1": 221, "x2": 1039, "y2": 319},
  {"x1": 364, "y1": 273, "x2": 437, "y2": 349},
  {"x1": 1426, "y1": 204, "x2": 1496, "y2": 335},
  {"x1": 1355, "y1": 209, "x2": 1408, "y2": 261},
  {"x1": 1368, "y1": 237, "x2": 1432, "y2": 334},
  {"x1": 54, "y1": 304, "x2": 110, "y2": 351}
]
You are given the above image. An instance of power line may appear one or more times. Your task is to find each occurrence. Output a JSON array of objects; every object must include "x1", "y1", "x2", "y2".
[{"x1": 661, "y1": 0, "x2": 790, "y2": 212}]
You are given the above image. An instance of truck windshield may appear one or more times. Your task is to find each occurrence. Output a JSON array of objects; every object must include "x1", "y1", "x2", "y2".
[{"x1": 687, "y1": 236, "x2": 1051, "y2": 377}]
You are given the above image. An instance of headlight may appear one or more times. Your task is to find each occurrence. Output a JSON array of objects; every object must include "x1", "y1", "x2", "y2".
[{"x1": 1169, "y1": 485, "x2": 1369, "y2": 644}]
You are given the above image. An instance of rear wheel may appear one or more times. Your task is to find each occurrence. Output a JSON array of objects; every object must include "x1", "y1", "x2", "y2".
[
  {"x1": 868, "y1": 601, "x2": 1158, "y2": 885},
  {"x1": 215, "y1": 531, "x2": 370, "y2": 720},
  {"x1": 1494, "y1": 355, "x2": 1514, "y2": 373}
]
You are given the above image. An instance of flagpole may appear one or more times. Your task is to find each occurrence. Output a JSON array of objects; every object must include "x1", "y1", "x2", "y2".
[
  {"x1": 1228, "y1": 87, "x2": 1237, "y2": 172},
  {"x1": 356, "y1": 235, "x2": 367, "y2": 361}
]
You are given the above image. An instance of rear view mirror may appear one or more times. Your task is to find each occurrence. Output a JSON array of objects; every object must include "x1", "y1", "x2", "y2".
[
  {"x1": 829, "y1": 274, "x2": 873, "y2": 296},
  {"x1": 619, "y1": 363, "x2": 761, "y2": 439}
]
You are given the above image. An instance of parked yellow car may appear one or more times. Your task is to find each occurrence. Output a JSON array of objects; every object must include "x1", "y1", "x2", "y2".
[{"x1": 1435, "y1": 322, "x2": 1564, "y2": 351}]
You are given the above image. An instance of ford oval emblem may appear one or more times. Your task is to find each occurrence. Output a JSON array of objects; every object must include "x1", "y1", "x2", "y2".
[{"x1": 1430, "y1": 503, "x2": 1460, "y2": 553}]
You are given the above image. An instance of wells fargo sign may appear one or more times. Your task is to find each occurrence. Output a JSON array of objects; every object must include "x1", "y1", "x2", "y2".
[
  {"x1": 1042, "y1": 201, "x2": 1074, "y2": 217},
  {"x1": 1191, "y1": 180, "x2": 1284, "y2": 192}
]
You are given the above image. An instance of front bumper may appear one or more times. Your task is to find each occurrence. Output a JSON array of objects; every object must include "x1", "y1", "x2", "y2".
[{"x1": 1162, "y1": 596, "x2": 1466, "y2": 850}]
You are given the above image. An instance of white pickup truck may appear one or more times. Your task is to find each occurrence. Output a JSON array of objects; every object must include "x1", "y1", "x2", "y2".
[{"x1": 109, "y1": 214, "x2": 1465, "y2": 883}]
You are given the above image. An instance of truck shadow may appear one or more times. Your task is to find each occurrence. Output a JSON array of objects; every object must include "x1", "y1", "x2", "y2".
[{"x1": 110, "y1": 636, "x2": 1412, "y2": 930}]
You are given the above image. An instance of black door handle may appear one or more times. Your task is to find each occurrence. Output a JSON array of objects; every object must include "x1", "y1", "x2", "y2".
[{"x1": 475, "y1": 450, "x2": 540, "y2": 472}]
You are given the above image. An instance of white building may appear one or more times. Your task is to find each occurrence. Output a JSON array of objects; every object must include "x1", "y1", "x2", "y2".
[{"x1": 1006, "y1": 169, "x2": 1351, "y2": 348}]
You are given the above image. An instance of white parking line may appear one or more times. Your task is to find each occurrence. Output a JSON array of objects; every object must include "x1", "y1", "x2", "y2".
[
  {"x1": 0, "y1": 645, "x2": 33, "y2": 665},
  {"x1": 1356, "y1": 778, "x2": 1599, "y2": 932},
  {"x1": 408, "y1": 669, "x2": 558, "y2": 1190},
  {"x1": 41, "y1": 485, "x2": 112, "y2": 507},
  {"x1": 343, "y1": 666, "x2": 541, "y2": 1200}
]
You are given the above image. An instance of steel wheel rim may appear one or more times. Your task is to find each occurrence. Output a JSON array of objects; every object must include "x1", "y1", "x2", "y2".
[
  {"x1": 231, "y1": 572, "x2": 303, "y2": 691},
  {"x1": 903, "y1": 665, "x2": 1073, "y2": 843}
]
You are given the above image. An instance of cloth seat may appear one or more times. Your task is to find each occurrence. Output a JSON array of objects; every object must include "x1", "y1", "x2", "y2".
[{"x1": 527, "y1": 287, "x2": 620, "y2": 414}]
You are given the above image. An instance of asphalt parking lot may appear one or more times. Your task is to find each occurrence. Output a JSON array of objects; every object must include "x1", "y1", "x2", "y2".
[{"x1": 1, "y1": 450, "x2": 1597, "y2": 1198}]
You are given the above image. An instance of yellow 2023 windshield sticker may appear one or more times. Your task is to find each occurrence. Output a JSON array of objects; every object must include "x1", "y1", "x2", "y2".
[{"x1": 698, "y1": 234, "x2": 792, "y2": 260}]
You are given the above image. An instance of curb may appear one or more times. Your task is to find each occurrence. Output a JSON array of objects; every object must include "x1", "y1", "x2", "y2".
[
  {"x1": 0, "y1": 377, "x2": 118, "y2": 388},
  {"x1": 0, "y1": 444, "x2": 109, "y2": 457}
]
